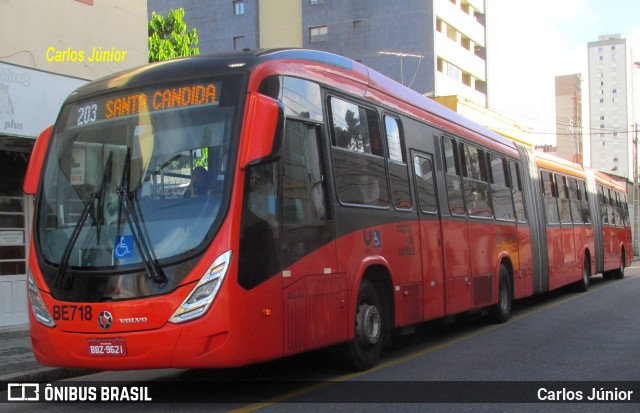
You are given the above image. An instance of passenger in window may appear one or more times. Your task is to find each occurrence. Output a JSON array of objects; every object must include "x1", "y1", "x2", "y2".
[
  {"x1": 468, "y1": 154, "x2": 481, "y2": 180},
  {"x1": 248, "y1": 169, "x2": 275, "y2": 223},
  {"x1": 184, "y1": 166, "x2": 210, "y2": 198}
]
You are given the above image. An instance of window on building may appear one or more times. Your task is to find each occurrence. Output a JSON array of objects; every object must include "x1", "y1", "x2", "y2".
[
  {"x1": 310, "y1": 26, "x2": 328, "y2": 42},
  {"x1": 446, "y1": 25, "x2": 458, "y2": 42},
  {"x1": 233, "y1": 0, "x2": 245, "y2": 15},
  {"x1": 447, "y1": 62, "x2": 461, "y2": 81},
  {"x1": 462, "y1": 73, "x2": 472, "y2": 87},
  {"x1": 233, "y1": 36, "x2": 245, "y2": 50},
  {"x1": 353, "y1": 20, "x2": 362, "y2": 29},
  {"x1": 461, "y1": 37, "x2": 472, "y2": 51}
]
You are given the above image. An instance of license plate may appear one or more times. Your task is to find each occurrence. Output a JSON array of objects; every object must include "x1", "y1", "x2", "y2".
[{"x1": 87, "y1": 338, "x2": 127, "y2": 356}]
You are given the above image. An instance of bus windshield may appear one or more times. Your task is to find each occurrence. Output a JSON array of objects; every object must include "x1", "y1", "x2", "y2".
[{"x1": 36, "y1": 78, "x2": 240, "y2": 271}]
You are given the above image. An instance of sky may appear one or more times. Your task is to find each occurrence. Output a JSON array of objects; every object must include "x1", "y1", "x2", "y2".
[{"x1": 487, "y1": 0, "x2": 640, "y2": 145}]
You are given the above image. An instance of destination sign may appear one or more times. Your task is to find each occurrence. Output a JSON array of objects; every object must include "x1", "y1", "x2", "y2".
[{"x1": 69, "y1": 82, "x2": 220, "y2": 127}]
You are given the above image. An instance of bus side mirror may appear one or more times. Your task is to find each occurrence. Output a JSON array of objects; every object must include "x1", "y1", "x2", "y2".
[
  {"x1": 239, "y1": 92, "x2": 284, "y2": 169},
  {"x1": 24, "y1": 126, "x2": 54, "y2": 195}
]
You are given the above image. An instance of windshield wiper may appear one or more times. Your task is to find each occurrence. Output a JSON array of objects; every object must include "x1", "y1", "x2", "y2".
[
  {"x1": 96, "y1": 151, "x2": 113, "y2": 242},
  {"x1": 56, "y1": 151, "x2": 115, "y2": 289},
  {"x1": 116, "y1": 186, "x2": 167, "y2": 286},
  {"x1": 55, "y1": 193, "x2": 97, "y2": 289},
  {"x1": 115, "y1": 148, "x2": 167, "y2": 286}
]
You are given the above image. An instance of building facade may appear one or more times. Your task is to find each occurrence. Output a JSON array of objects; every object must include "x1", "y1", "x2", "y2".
[
  {"x1": 148, "y1": 0, "x2": 488, "y2": 106},
  {"x1": 587, "y1": 34, "x2": 635, "y2": 179},
  {"x1": 555, "y1": 74, "x2": 584, "y2": 165},
  {"x1": 0, "y1": 0, "x2": 148, "y2": 328}
]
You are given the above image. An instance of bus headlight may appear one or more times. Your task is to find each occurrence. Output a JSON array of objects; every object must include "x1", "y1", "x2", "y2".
[
  {"x1": 169, "y1": 250, "x2": 232, "y2": 324},
  {"x1": 27, "y1": 269, "x2": 56, "y2": 328}
]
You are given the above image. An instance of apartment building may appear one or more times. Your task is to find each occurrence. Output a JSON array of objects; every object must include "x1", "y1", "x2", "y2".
[
  {"x1": 587, "y1": 34, "x2": 635, "y2": 179},
  {"x1": 554, "y1": 74, "x2": 584, "y2": 165}
]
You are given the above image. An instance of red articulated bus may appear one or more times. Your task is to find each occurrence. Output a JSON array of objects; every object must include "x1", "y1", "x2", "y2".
[{"x1": 24, "y1": 49, "x2": 632, "y2": 371}]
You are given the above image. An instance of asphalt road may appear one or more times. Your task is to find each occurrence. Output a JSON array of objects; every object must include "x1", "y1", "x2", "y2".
[{"x1": 4, "y1": 263, "x2": 640, "y2": 412}]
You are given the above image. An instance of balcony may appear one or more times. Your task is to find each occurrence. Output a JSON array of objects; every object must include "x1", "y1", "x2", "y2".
[
  {"x1": 436, "y1": 31, "x2": 486, "y2": 81},
  {"x1": 435, "y1": 0, "x2": 485, "y2": 46}
]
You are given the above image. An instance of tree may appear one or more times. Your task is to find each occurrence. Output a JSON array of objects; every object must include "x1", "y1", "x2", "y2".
[{"x1": 148, "y1": 8, "x2": 199, "y2": 63}]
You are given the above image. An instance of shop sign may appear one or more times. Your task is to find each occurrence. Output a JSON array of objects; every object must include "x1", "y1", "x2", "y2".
[{"x1": 0, "y1": 62, "x2": 86, "y2": 138}]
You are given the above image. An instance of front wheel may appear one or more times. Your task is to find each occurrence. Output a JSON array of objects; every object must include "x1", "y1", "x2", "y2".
[
  {"x1": 489, "y1": 265, "x2": 512, "y2": 324},
  {"x1": 335, "y1": 279, "x2": 384, "y2": 371}
]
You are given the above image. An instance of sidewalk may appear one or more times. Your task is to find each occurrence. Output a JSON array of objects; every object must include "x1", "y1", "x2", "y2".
[{"x1": 0, "y1": 326, "x2": 91, "y2": 382}]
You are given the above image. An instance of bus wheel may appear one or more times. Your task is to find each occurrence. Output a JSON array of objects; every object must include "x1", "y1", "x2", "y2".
[
  {"x1": 337, "y1": 279, "x2": 383, "y2": 371},
  {"x1": 489, "y1": 265, "x2": 512, "y2": 324},
  {"x1": 613, "y1": 251, "x2": 625, "y2": 280},
  {"x1": 575, "y1": 255, "x2": 590, "y2": 292}
]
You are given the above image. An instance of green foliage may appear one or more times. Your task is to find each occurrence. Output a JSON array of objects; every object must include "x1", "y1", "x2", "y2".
[{"x1": 148, "y1": 8, "x2": 200, "y2": 63}]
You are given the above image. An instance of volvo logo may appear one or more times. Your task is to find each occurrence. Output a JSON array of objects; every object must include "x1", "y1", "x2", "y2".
[
  {"x1": 98, "y1": 311, "x2": 113, "y2": 330},
  {"x1": 119, "y1": 317, "x2": 148, "y2": 324}
]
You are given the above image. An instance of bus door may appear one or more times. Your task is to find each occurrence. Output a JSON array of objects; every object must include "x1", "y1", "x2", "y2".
[
  {"x1": 557, "y1": 176, "x2": 577, "y2": 283},
  {"x1": 412, "y1": 150, "x2": 445, "y2": 320},
  {"x1": 279, "y1": 119, "x2": 342, "y2": 353},
  {"x1": 439, "y1": 136, "x2": 472, "y2": 315}
]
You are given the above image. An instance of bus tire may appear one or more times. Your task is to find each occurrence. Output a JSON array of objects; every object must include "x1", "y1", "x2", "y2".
[
  {"x1": 337, "y1": 279, "x2": 383, "y2": 371},
  {"x1": 489, "y1": 265, "x2": 512, "y2": 324},
  {"x1": 613, "y1": 251, "x2": 625, "y2": 280},
  {"x1": 575, "y1": 255, "x2": 590, "y2": 292}
]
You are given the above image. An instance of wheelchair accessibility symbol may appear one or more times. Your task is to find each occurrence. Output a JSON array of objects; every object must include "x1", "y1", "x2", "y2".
[{"x1": 114, "y1": 235, "x2": 134, "y2": 259}]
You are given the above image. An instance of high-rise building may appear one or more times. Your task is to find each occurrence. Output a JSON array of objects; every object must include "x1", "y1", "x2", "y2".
[
  {"x1": 587, "y1": 34, "x2": 635, "y2": 179},
  {"x1": 555, "y1": 74, "x2": 584, "y2": 165},
  {"x1": 148, "y1": 0, "x2": 489, "y2": 106}
]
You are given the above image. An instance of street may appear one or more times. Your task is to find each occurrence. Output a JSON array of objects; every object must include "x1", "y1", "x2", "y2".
[{"x1": 4, "y1": 263, "x2": 640, "y2": 412}]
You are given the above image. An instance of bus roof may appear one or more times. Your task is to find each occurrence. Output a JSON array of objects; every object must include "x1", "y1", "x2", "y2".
[{"x1": 533, "y1": 150, "x2": 586, "y2": 178}]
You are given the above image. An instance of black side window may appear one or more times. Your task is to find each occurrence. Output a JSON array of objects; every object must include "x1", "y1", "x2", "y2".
[
  {"x1": 385, "y1": 116, "x2": 411, "y2": 210},
  {"x1": 558, "y1": 176, "x2": 572, "y2": 224},
  {"x1": 414, "y1": 155, "x2": 438, "y2": 214},
  {"x1": 488, "y1": 153, "x2": 514, "y2": 221},
  {"x1": 461, "y1": 143, "x2": 492, "y2": 218},
  {"x1": 509, "y1": 161, "x2": 527, "y2": 223},
  {"x1": 542, "y1": 171, "x2": 559, "y2": 225},
  {"x1": 568, "y1": 178, "x2": 583, "y2": 224},
  {"x1": 442, "y1": 137, "x2": 464, "y2": 215},
  {"x1": 579, "y1": 180, "x2": 591, "y2": 223},
  {"x1": 330, "y1": 96, "x2": 389, "y2": 207}
]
